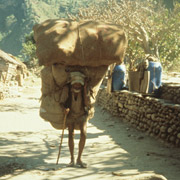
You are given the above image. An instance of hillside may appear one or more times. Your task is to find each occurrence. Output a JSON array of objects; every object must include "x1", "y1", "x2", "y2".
[{"x1": 0, "y1": 0, "x2": 94, "y2": 57}]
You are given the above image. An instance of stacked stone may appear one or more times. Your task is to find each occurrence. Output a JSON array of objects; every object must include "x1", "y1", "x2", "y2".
[
  {"x1": 97, "y1": 88, "x2": 180, "y2": 147},
  {"x1": 161, "y1": 83, "x2": 180, "y2": 104},
  {"x1": 97, "y1": 90, "x2": 114, "y2": 114}
]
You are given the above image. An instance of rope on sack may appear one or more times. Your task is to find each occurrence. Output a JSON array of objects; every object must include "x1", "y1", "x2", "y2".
[{"x1": 51, "y1": 65, "x2": 71, "y2": 103}]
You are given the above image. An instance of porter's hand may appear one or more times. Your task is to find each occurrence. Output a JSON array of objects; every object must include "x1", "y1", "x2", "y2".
[{"x1": 65, "y1": 108, "x2": 70, "y2": 114}]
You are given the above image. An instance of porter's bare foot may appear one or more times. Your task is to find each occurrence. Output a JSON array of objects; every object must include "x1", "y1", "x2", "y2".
[
  {"x1": 67, "y1": 161, "x2": 74, "y2": 167},
  {"x1": 76, "y1": 160, "x2": 87, "y2": 168}
]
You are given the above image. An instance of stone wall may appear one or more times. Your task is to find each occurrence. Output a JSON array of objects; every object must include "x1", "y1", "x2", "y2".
[
  {"x1": 160, "y1": 83, "x2": 180, "y2": 104},
  {"x1": 97, "y1": 84, "x2": 180, "y2": 147}
]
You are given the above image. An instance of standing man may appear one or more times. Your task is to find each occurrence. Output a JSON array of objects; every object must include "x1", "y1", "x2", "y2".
[{"x1": 60, "y1": 71, "x2": 90, "y2": 168}]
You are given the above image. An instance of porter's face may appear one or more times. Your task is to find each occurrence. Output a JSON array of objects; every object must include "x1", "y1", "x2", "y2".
[{"x1": 71, "y1": 83, "x2": 83, "y2": 93}]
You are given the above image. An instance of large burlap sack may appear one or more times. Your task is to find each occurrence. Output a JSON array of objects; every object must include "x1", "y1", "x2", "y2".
[
  {"x1": 40, "y1": 92, "x2": 65, "y2": 129},
  {"x1": 40, "y1": 66, "x2": 68, "y2": 129},
  {"x1": 51, "y1": 64, "x2": 69, "y2": 87},
  {"x1": 33, "y1": 19, "x2": 127, "y2": 67},
  {"x1": 40, "y1": 66, "x2": 55, "y2": 96}
]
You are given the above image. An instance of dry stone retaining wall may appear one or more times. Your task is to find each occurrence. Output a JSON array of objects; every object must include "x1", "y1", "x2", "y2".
[
  {"x1": 160, "y1": 83, "x2": 180, "y2": 104},
  {"x1": 97, "y1": 83, "x2": 180, "y2": 147}
]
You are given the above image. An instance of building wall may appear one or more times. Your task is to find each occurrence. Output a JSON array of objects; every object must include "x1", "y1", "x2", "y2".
[
  {"x1": 0, "y1": 60, "x2": 9, "y2": 82},
  {"x1": 0, "y1": 61, "x2": 17, "y2": 84}
]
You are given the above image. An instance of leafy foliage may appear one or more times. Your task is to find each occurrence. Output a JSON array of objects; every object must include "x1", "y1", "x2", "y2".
[
  {"x1": 71, "y1": 0, "x2": 180, "y2": 71},
  {"x1": 21, "y1": 33, "x2": 37, "y2": 68},
  {"x1": 157, "y1": 3, "x2": 180, "y2": 71}
]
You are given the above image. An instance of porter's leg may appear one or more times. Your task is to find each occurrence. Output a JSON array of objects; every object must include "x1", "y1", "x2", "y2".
[
  {"x1": 77, "y1": 121, "x2": 87, "y2": 168},
  {"x1": 67, "y1": 123, "x2": 75, "y2": 167}
]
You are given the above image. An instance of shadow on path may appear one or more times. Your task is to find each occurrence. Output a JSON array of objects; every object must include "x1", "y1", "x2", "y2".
[{"x1": 88, "y1": 105, "x2": 180, "y2": 180}]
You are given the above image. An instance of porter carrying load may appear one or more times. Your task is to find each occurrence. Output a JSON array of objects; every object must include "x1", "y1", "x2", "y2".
[
  {"x1": 34, "y1": 19, "x2": 127, "y2": 167},
  {"x1": 34, "y1": 19, "x2": 127, "y2": 130},
  {"x1": 39, "y1": 65, "x2": 108, "y2": 130}
]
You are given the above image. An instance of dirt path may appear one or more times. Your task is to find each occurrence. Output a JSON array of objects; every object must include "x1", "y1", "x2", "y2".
[{"x1": 0, "y1": 78, "x2": 180, "y2": 180}]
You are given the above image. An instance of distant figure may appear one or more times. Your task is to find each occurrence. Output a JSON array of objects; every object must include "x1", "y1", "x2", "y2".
[
  {"x1": 146, "y1": 55, "x2": 162, "y2": 94},
  {"x1": 112, "y1": 63, "x2": 126, "y2": 91}
]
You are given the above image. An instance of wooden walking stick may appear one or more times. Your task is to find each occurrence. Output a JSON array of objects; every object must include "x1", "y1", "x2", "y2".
[{"x1": 56, "y1": 108, "x2": 70, "y2": 165}]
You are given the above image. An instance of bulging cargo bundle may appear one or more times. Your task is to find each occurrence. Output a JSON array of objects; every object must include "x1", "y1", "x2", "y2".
[
  {"x1": 39, "y1": 66, "x2": 64, "y2": 129},
  {"x1": 33, "y1": 19, "x2": 127, "y2": 67},
  {"x1": 40, "y1": 65, "x2": 108, "y2": 130}
]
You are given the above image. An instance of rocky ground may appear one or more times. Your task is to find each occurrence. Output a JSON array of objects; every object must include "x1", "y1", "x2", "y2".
[{"x1": 0, "y1": 74, "x2": 180, "y2": 180}]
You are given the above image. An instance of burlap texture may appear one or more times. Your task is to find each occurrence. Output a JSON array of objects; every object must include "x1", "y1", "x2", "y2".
[
  {"x1": 40, "y1": 66, "x2": 66, "y2": 129},
  {"x1": 33, "y1": 19, "x2": 127, "y2": 66},
  {"x1": 51, "y1": 64, "x2": 68, "y2": 87},
  {"x1": 40, "y1": 66, "x2": 55, "y2": 96},
  {"x1": 40, "y1": 92, "x2": 65, "y2": 129},
  {"x1": 40, "y1": 65, "x2": 108, "y2": 130}
]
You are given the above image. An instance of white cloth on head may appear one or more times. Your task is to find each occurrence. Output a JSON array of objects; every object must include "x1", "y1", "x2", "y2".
[{"x1": 70, "y1": 72, "x2": 85, "y2": 85}]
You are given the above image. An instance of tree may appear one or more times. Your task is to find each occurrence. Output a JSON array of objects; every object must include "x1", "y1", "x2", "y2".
[
  {"x1": 21, "y1": 32, "x2": 37, "y2": 68},
  {"x1": 70, "y1": 0, "x2": 180, "y2": 70}
]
